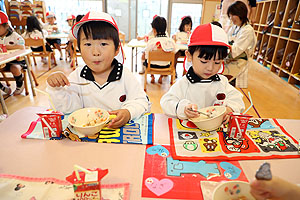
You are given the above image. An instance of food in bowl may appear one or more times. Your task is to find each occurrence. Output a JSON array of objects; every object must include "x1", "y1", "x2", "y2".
[
  {"x1": 68, "y1": 108, "x2": 110, "y2": 136},
  {"x1": 212, "y1": 181, "x2": 255, "y2": 200},
  {"x1": 189, "y1": 106, "x2": 226, "y2": 131}
]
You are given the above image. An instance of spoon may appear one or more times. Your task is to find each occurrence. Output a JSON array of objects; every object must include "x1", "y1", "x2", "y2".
[
  {"x1": 188, "y1": 108, "x2": 211, "y2": 118},
  {"x1": 69, "y1": 82, "x2": 90, "y2": 86}
]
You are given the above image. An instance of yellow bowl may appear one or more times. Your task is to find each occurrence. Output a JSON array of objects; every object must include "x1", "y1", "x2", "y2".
[
  {"x1": 189, "y1": 106, "x2": 226, "y2": 131},
  {"x1": 213, "y1": 181, "x2": 255, "y2": 200},
  {"x1": 68, "y1": 108, "x2": 109, "y2": 136}
]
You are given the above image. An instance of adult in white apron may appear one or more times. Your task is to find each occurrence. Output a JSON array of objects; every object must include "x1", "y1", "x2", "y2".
[{"x1": 223, "y1": 1, "x2": 256, "y2": 88}]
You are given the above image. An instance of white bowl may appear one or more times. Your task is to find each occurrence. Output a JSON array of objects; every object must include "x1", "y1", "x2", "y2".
[
  {"x1": 189, "y1": 106, "x2": 226, "y2": 131},
  {"x1": 213, "y1": 181, "x2": 255, "y2": 200},
  {"x1": 68, "y1": 108, "x2": 109, "y2": 136}
]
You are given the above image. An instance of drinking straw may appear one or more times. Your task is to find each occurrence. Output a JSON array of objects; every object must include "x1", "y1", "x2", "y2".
[
  {"x1": 74, "y1": 165, "x2": 91, "y2": 181},
  {"x1": 41, "y1": 117, "x2": 56, "y2": 136},
  {"x1": 243, "y1": 92, "x2": 253, "y2": 114},
  {"x1": 34, "y1": 88, "x2": 56, "y2": 112}
]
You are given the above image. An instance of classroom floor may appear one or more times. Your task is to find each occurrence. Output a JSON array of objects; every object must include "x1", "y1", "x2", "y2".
[{"x1": 2, "y1": 44, "x2": 300, "y2": 120}]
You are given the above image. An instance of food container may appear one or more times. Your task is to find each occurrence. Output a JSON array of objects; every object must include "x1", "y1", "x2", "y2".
[
  {"x1": 213, "y1": 181, "x2": 255, "y2": 200},
  {"x1": 37, "y1": 110, "x2": 64, "y2": 138},
  {"x1": 189, "y1": 106, "x2": 226, "y2": 131},
  {"x1": 68, "y1": 108, "x2": 110, "y2": 136},
  {"x1": 227, "y1": 113, "x2": 252, "y2": 139}
]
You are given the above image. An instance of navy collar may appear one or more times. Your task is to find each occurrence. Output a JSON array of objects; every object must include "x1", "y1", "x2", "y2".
[
  {"x1": 186, "y1": 67, "x2": 221, "y2": 83},
  {"x1": 80, "y1": 59, "x2": 123, "y2": 82}
]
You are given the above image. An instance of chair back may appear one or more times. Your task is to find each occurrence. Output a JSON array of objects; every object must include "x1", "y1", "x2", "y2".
[
  {"x1": 147, "y1": 49, "x2": 175, "y2": 74},
  {"x1": 24, "y1": 38, "x2": 46, "y2": 53}
]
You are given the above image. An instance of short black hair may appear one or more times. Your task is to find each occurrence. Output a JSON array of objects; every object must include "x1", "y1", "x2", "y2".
[
  {"x1": 227, "y1": 1, "x2": 249, "y2": 26},
  {"x1": 77, "y1": 21, "x2": 120, "y2": 51},
  {"x1": 179, "y1": 16, "x2": 192, "y2": 32},
  {"x1": 211, "y1": 21, "x2": 222, "y2": 28},
  {"x1": 151, "y1": 16, "x2": 167, "y2": 36},
  {"x1": 188, "y1": 45, "x2": 228, "y2": 60},
  {"x1": 26, "y1": 16, "x2": 43, "y2": 34},
  {"x1": 75, "y1": 15, "x2": 84, "y2": 23}
]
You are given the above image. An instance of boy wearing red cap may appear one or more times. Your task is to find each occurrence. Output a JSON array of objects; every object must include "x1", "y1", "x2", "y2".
[
  {"x1": 46, "y1": 11, "x2": 151, "y2": 129},
  {"x1": 160, "y1": 23, "x2": 245, "y2": 123},
  {"x1": 0, "y1": 11, "x2": 26, "y2": 95}
]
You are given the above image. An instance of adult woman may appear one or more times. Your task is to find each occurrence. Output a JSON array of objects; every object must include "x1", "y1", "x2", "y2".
[{"x1": 223, "y1": 1, "x2": 256, "y2": 88}]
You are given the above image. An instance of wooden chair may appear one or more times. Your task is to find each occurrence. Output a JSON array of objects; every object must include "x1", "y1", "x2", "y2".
[
  {"x1": 144, "y1": 49, "x2": 176, "y2": 91},
  {"x1": 119, "y1": 32, "x2": 126, "y2": 46},
  {"x1": 0, "y1": 55, "x2": 38, "y2": 96},
  {"x1": 24, "y1": 38, "x2": 56, "y2": 70},
  {"x1": 71, "y1": 40, "x2": 81, "y2": 70}
]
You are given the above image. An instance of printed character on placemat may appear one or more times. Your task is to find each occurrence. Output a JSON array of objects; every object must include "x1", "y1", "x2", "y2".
[
  {"x1": 200, "y1": 138, "x2": 221, "y2": 153},
  {"x1": 248, "y1": 130, "x2": 298, "y2": 152}
]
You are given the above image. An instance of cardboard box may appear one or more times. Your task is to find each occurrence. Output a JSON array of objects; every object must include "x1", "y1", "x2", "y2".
[
  {"x1": 37, "y1": 110, "x2": 64, "y2": 138},
  {"x1": 66, "y1": 168, "x2": 108, "y2": 200},
  {"x1": 227, "y1": 113, "x2": 252, "y2": 139}
]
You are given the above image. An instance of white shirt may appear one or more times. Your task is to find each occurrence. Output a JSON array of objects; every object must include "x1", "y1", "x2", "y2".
[
  {"x1": 174, "y1": 31, "x2": 189, "y2": 44},
  {"x1": 46, "y1": 60, "x2": 151, "y2": 120},
  {"x1": 0, "y1": 31, "x2": 24, "y2": 46},
  {"x1": 228, "y1": 24, "x2": 256, "y2": 58},
  {"x1": 160, "y1": 68, "x2": 245, "y2": 120},
  {"x1": 22, "y1": 29, "x2": 48, "y2": 48},
  {"x1": 43, "y1": 23, "x2": 60, "y2": 38},
  {"x1": 145, "y1": 36, "x2": 176, "y2": 66}
]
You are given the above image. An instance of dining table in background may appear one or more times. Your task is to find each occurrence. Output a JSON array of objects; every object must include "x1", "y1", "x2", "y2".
[
  {"x1": 0, "y1": 48, "x2": 36, "y2": 114},
  {"x1": 127, "y1": 39, "x2": 188, "y2": 73},
  {"x1": 0, "y1": 106, "x2": 300, "y2": 199}
]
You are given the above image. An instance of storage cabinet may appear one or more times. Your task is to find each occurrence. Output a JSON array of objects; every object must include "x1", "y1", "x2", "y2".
[{"x1": 253, "y1": 0, "x2": 300, "y2": 89}]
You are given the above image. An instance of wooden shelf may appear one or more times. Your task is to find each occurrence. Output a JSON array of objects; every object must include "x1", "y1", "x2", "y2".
[{"x1": 253, "y1": 0, "x2": 300, "y2": 90}]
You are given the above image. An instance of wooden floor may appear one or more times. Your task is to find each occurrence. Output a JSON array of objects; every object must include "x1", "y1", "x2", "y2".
[{"x1": 2, "y1": 45, "x2": 300, "y2": 120}]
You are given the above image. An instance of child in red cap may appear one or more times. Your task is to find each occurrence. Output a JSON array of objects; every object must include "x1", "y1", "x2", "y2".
[
  {"x1": 160, "y1": 23, "x2": 245, "y2": 123},
  {"x1": 0, "y1": 11, "x2": 26, "y2": 96},
  {"x1": 44, "y1": 11, "x2": 63, "y2": 60},
  {"x1": 46, "y1": 11, "x2": 151, "y2": 129}
]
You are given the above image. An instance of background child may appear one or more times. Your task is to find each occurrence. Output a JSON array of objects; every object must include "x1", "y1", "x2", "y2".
[
  {"x1": 223, "y1": 1, "x2": 256, "y2": 88},
  {"x1": 172, "y1": 15, "x2": 192, "y2": 44},
  {"x1": 140, "y1": 16, "x2": 176, "y2": 84},
  {"x1": 22, "y1": 16, "x2": 54, "y2": 64},
  {"x1": 46, "y1": 11, "x2": 151, "y2": 129},
  {"x1": 44, "y1": 11, "x2": 63, "y2": 60},
  {"x1": 65, "y1": 14, "x2": 75, "y2": 63},
  {"x1": 69, "y1": 14, "x2": 84, "y2": 68},
  {"x1": 0, "y1": 11, "x2": 25, "y2": 96},
  {"x1": 160, "y1": 23, "x2": 245, "y2": 123}
]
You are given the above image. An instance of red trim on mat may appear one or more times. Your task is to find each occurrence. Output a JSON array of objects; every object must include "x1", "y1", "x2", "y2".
[
  {"x1": 0, "y1": 174, "x2": 71, "y2": 185},
  {"x1": 21, "y1": 118, "x2": 40, "y2": 139},
  {"x1": 273, "y1": 118, "x2": 298, "y2": 144},
  {"x1": 169, "y1": 118, "x2": 300, "y2": 161}
]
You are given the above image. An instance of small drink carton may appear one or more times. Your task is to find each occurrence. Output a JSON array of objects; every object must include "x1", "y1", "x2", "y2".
[
  {"x1": 66, "y1": 167, "x2": 108, "y2": 200},
  {"x1": 227, "y1": 113, "x2": 252, "y2": 139},
  {"x1": 0, "y1": 44, "x2": 7, "y2": 53},
  {"x1": 37, "y1": 110, "x2": 64, "y2": 138},
  {"x1": 144, "y1": 35, "x2": 149, "y2": 42}
]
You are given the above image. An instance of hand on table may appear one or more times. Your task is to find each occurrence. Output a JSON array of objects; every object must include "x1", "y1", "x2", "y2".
[
  {"x1": 47, "y1": 71, "x2": 70, "y2": 87},
  {"x1": 108, "y1": 109, "x2": 131, "y2": 129}
]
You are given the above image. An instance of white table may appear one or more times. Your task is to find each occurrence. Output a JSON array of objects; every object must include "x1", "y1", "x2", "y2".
[
  {"x1": 127, "y1": 39, "x2": 188, "y2": 72},
  {"x1": 0, "y1": 49, "x2": 36, "y2": 114},
  {"x1": 0, "y1": 106, "x2": 300, "y2": 199},
  {"x1": 46, "y1": 33, "x2": 69, "y2": 39}
]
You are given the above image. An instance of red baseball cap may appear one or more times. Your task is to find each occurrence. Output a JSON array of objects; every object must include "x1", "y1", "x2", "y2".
[
  {"x1": 72, "y1": 11, "x2": 124, "y2": 64},
  {"x1": 66, "y1": 15, "x2": 75, "y2": 21},
  {"x1": 0, "y1": 11, "x2": 8, "y2": 25},
  {"x1": 188, "y1": 23, "x2": 230, "y2": 48},
  {"x1": 46, "y1": 11, "x2": 55, "y2": 18}
]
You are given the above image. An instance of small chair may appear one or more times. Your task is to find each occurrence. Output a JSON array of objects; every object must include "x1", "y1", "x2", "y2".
[
  {"x1": 0, "y1": 56, "x2": 38, "y2": 96},
  {"x1": 24, "y1": 38, "x2": 56, "y2": 70},
  {"x1": 119, "y1": 31, "x2": 126, "y2": 46},
  {"x1": 144, "y1": 49, "x2": 176, "y2": 91},
  {"x1": 71, "y1": 39, "x2": 81, "y2": 70}
]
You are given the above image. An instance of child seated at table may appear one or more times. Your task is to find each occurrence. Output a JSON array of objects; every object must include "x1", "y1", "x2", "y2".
[
  {"x1": 44, "y1": 11, "x2": 63, "y2": 60},
  {"x1": 46, "y1": 11, "x2": 151, "y2": 129},
  {"x1": 160, "y1": 23, "x2": 245, "y2": 123},
  {"x1": 172, "y1": 15, "x2": 192, "y2": 44},
  {"x1": 140, "y1": 15, "x2": 176, "y2": 84},
  {"x1": 22, "y1": 16, "x2": 54, "y2": 64},
  {"x1": 65, "y1": 15, "x2": 75, "y2": 63},
  {"x1": 0, "y1": 11, "x2": 26, "y2": 96}
]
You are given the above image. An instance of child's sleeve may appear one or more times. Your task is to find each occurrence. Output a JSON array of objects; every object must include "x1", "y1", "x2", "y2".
[
  {"x1": 160, "y1": 79, "x2": 190, "y2": 119},
  {"x1": 121, "y1": 70, "x2": 151, "y2": 120},
  {"x1": 221, "y1": 78, "x2": 245, "y2": 113},
  {"x1": 13, "y1": 32, "x2": 25, "y2": 46},
  {"x1": 46, "y1": 71, "x2": 83, "y2": 114}
]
